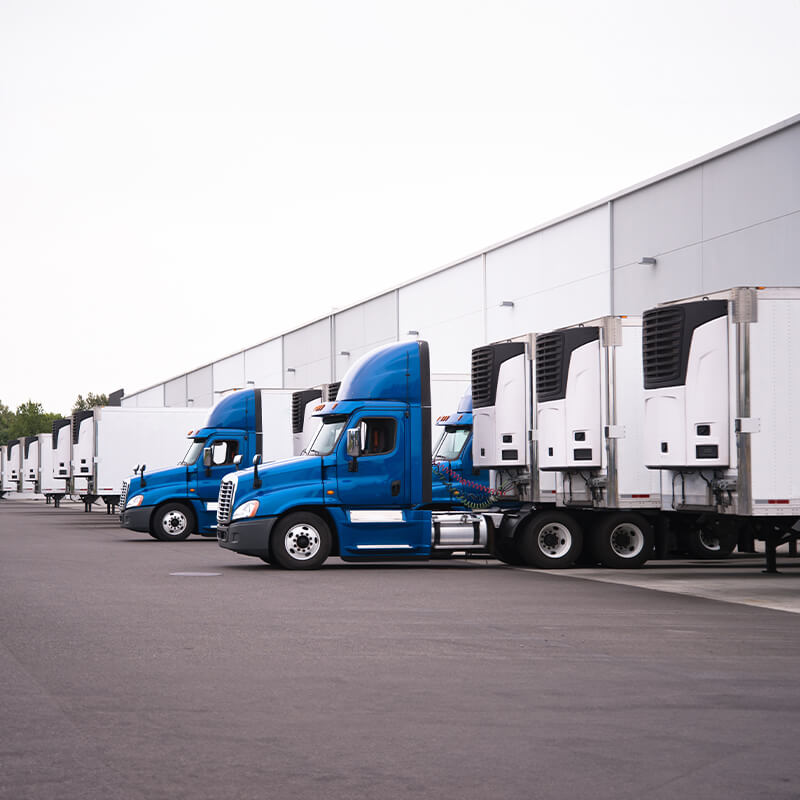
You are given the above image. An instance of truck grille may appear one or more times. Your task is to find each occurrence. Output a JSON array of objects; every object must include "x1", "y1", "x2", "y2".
[
  {"x1": 642, "y1": 307, "x2": 685, "y2": 389},
  {"x1": 217, "y1": 478, "x2": 235, "y2": 524},
  {"x1": 119, "y1": 481, "x2": 128, "y2": 517},
  {"x1": 470, "y1": 346, "x2": 494, "y2": 408}
]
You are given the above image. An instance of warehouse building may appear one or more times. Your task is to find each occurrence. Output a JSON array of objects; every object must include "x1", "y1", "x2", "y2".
[{"x1": 122, "y1": 114, "x2": 800, "y2": 409}]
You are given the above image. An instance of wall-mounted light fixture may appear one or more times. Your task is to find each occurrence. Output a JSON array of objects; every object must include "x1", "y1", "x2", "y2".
[
  {"x1": 246, "y1": 380, "x2": 255, "y2": 386},
  {"x1": 499, "y1": 300, "x2": 515, "y2": 308},
  {"x1": 407, "y1": 330, "x2": 419, "y2": 336},
  {"x1": 339, "y1": 350, "x2": 350, "y2": 357},
  {"x1": 638, "y1": 257, "x2": 657, "y2": 266},
  {"x1": 286, "y1": 367, "x2": 296, "y2": 374}
]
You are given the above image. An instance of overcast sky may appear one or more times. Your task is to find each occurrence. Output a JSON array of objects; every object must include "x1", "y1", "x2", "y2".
[{"x1": 2, "y1": 0, "x2": 799, "y2": 415}]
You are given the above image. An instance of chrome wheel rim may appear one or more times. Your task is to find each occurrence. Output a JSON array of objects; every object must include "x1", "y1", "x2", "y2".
[
  {"x1": 609, "y1": 523, "x2": 644, "y2": 558},
  {"x1": 285, "y1": 523, "x2": 321, "y2": 561},
  {"x1": 161, "y1": 510, "x2": 188, "y2": 536},
  {"x1": 537, "y1": 523, "x2": 572, "y2": 558}
]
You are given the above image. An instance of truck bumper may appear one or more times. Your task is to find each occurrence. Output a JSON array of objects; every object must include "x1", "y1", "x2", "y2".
[
  {"x1": 217, "y1": 517, "x2": 278, "y2": 557},
  {"x1": 120, "y1": 506, "x2": 153, "y2": 532}
]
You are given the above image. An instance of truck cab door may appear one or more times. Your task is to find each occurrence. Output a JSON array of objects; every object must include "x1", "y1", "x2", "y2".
[
  {"x1": 336, "y1": 412, "x2": 407, "y2": 506},
  {"x1": 195, "y1": 438, "x2": 244, "y2": 507},
  {"x1": 334, "y1": 410, "x2": 430, "y2": 556}
]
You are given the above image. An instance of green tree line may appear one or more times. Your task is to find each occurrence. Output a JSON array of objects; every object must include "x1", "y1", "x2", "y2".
[{"x1": 0, "y1": 393, "x2": 109, "y2": 445}]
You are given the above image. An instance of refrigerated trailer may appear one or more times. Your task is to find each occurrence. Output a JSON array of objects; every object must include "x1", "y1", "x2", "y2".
[
  {"x1": 71, "y1": 406, "x2": 210, "y2": 512},
  {"x1": 642, "y1": 286, "x2": 800, "y2": 571},
  {"x1": 2, "y1": 440, "x2": 22, "y2": 496},
  {"x1": 471, "y1": 317, "x2": 660, "y2": 568},
  {"x1": 21, "y1": 436, "x2": 40, "y2": 496}
]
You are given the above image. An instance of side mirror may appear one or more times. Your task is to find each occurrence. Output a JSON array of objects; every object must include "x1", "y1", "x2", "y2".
[
  {"x1": 346, "y1": 428, "x2": 361, "y2": 458},
  {"x1": 233, "y1": 454, "x2": 242, "y2": 469},
  {"x1": 140, "y1": 464, "x2": 147, "y2": 487},
  {"x1": 252, "y1": 454, "x2": 262, "y2": 488},
  {"x1": 202, "y1": 447, "x2": 212, "y2": 468}
]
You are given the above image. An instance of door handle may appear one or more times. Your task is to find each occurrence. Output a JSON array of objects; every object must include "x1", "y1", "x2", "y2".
[{"x1": 391, "y1": 480, "x2": 401, "y2": 496}]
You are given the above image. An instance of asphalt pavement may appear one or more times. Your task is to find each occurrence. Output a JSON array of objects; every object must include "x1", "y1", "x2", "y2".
[{"x1": 2, "y1": 498, "x2": 800, "y2": 800}]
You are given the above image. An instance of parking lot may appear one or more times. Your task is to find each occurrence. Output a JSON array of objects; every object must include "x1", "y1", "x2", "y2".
[{"x1": 2, "y1": 498, "x2": 800, "y2": 800}]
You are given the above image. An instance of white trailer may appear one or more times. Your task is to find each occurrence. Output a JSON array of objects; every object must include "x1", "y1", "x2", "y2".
[
  {"x1": 642, "y1": 286, "x2": 800, "y2": 571},
  {"x1": 21, "y1": 436, "x2": 40, "y2": 496},
  {"x1": 71, "y1": 406, "x2": 210, "y2": 512},
  {"x1": 50, "y1": 418, "x2": 72, "y2": 504},
  {"x1": 2, "y1": 440, "x2": 22, "y2": 495},
  {"x1": 0, "y1": 446, "x2": 6, "y2": 498},
  {"x1": 472, "y1": 319, "x2": 659, "y2": 569}
]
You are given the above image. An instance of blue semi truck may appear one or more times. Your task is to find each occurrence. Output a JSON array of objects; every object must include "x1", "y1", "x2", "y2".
[
  {"x1": 120, "y1": 388, "x2": 308, "y2": 541},
  {"x1": 215, "y1": 341, "x2": 515, "y2": 568}
]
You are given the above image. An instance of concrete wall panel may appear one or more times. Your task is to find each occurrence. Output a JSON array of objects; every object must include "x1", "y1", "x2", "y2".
[
  {"x1": 702, "y1": 214, "x2": 800, "y2": 293},
  {"x1": 132, "y1": 385, "x2": 165, "y2": 408},
  {"x1": 612, "y1": 168, "x2": 702, "y2": 268},
  {"x1": 213, "y1": 353, "x2": 245, "y2": 395},
  {"x1": 283, "y1": 319, "x2": 331, "y2": 389},
  {"x1": 244, "y1": 339, "x2": 283, "y2": 388},
  {"x1": 334, "y1": 292, "x2": 397, "y2": 380},
  {"x1": 703, "y1": 125, "x2": 800, "y2": 239},
  {"x1": 164, "y1": 376, "x2": 187, "y2": 407},
  {"x1": 187, "y1": 366, "x2": 213, "y2": 408}
]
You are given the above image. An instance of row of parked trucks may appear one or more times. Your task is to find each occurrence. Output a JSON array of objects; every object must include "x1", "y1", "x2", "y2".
[
  {"x1": 4, "y1": 286, "x2": 798, "y2": 572},
  {"x1": 212, "y1": 287, "x2": 800, "y2": 572}
]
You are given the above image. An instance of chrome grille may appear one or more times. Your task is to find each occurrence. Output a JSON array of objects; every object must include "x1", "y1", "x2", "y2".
[
  {"x1": 217, "y1": 478, "x2": 235, "y2": 524},
  {"x1": 119, "y1": 481, "x2": 129, "y2": 518}
]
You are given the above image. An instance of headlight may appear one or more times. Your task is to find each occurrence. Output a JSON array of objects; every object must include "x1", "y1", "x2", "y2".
[
  {"x1": 232, "y1": 500, "x2": 259, "y2": 520},
  {"x1": 126, "y1": 495, "x2": 144, "y2": 508}
]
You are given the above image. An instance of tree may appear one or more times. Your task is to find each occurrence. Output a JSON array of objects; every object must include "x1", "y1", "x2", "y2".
[
  {"x1": 72, "y1": 392, "x2": 109, "y2": 413},
  {"x1": 0, "y1": 400, "x2": 62, "y2": 444},
  {"x1": 0, "y1": 400, "x2": 14, "y2": 445},
  {"x1": 11, "y1": 401, "x2": 61, "y2": 439}
]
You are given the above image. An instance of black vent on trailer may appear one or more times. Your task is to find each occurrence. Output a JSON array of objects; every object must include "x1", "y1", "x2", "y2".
[
  {"x1": 52, "y1": 418, "x2": 70, "y2": 448},
  {"x1": 72, "y1": 410, "x2": 94, "y2": 444},
  {"x1": 24, "y1": 436, "x2": 38, "y2": 458},
  {"x1": 535, "y1": 327, "x2": 599, "y2": 403},
  {"x1": 642, "y1": 300, "x2": 728, "y2": 389},
  {"x1": 291, "y1": 390, "x2": 322, "y2": 434},
  {"x1": 471, "y1": 342, "x2": 526, "y2": 409},
  {"x1": 326, "y1": 382, "x2": 341, "y2": 402}
]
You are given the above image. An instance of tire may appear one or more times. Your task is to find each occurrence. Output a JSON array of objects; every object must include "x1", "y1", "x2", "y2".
[
  {"x1": 593, "y1": 512, "x2": 653, "y2": 569},
  {"x1": 271, "y1": 512, "x2": 332, "y2": 570},
  {"x1": 685, "y1": 527, "x2": 737, "y2": 559},
  {"x1": 518, "y1": 511, "x2": 583, "y2": 569},
  {"x1": 494, "y1": 535, "x2": 525, "y2": 566},
  {"x1": 151, "y1": 502, "x2": 194, "y2": 542}
]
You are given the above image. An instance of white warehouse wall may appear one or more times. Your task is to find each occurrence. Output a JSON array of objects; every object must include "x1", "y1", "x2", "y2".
[{"x1": 122, "y1": 116, "x2": 800, "y2": 408}]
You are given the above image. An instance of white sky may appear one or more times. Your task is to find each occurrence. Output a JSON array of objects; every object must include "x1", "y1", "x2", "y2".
[{"x1": 2, "y1": 0, "x2": 799, "y2": 415}]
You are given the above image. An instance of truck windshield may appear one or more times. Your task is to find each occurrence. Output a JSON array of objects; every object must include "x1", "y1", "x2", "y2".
[
  {"x1": 433, "y1": 427, "x2": 470, "y2": 461},
  {"x1": 305, "y1": 416, "x2": 348, "y2": 456},
  {"x1": 180, "y1": 440, "x2": 206, "y2": 465}
]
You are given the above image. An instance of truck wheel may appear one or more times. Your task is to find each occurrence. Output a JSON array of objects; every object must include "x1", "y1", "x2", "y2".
[
  {"x1": 519, "y1": 512, "x2": 583, "y2": 569},
  {"x1": 271, "y1": 512, "x2": 331, "y2": 570},
  {"x1": 152, "y1": 503, "x2": 194, "y2": 542},
  {"x1": 494, "y1": 536, "x2": 525, "y2": 566},
  {"x1": 593, "y1": 512, "x2": 653, "y2": 568},
  {"x1": 686, "y1": 528, "x2": 737, "y2": 559}
]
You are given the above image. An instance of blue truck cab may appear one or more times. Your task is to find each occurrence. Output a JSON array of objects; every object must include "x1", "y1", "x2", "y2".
[
  {"x1": 216, "y1": 341, "x2": 507, "y2": 569},
  {"x1": 431, "y1": 387, "x2": 490, "y2": 507},
  {"x1": 120, "y1": 388, "x2": 296, "y2": 541}
]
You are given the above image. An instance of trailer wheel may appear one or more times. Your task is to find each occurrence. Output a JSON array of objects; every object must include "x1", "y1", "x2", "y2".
[
  {"x1": 152, "y1": 502, "x2": 194, "y2": 541},
  {"x1": 494, "y1": 535, "x2": 525, "y2": 566},
  {"x1": 519, "y1": 512, "x2": 583, "y2": 569},
  {"x1": 686, "y1": 528, "x2": 737, "y2": 559},
  {"x1": 271, "y1": 512, "x2": 331, "y2": 570},
  {"x1": 594, "y1": 512, "x2": 653, "y2": 568}
]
